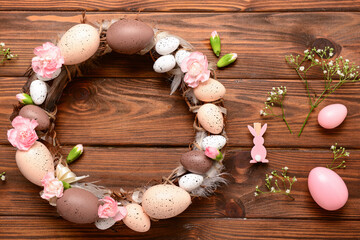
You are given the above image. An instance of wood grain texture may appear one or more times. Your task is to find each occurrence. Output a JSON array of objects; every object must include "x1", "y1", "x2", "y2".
[
  {"x1": 1, "y1": 12, "x2": 360, "y2": 79},
  {"x1": 0, "y1": 0, "x2": 360, "y2": 12},
  {"x1": 1, "y1": 145, "x2": 359, "y2": 219},
  {"x1": 1, "y1": 5, "x2": 360, "y2": 239},
  {"x1": 1, "y1": 217, "x2": 359, "y2": 239},
  {"x1": 1, "y1": 77, "x2": 360, "y2": 147}
]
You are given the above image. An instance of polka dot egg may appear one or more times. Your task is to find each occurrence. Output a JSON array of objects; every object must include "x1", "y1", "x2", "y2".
[
  {"x1": 58, "y1": 24, "x2": 100, "y2": 65},
  {"x1": 197, "y1": 103, "x2": 224, "y2": 134}
]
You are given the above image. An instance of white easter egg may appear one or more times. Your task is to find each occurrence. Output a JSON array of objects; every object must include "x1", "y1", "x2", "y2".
[
  {"x1": 155, "y1": 37, "x2": 180, "y2": 55},
  {"x1": 142, "y1": 184, "x2": 191, "y2": 219},
  {"x1": 153, "y1": 55, "x2": 176, "y2": 73},
  {"x1": 58, "y1": 24, "x2": 100, "y2": 65},
  {"x1": 175, "y1": 49, "x2": 191, "y2": 66},
  {"x1": 30, "y1": 80, "x2": 48, "y2": 105},
  {"x1": 202, "y1": 135, "x2": 227, "y2": 150},
  {"x1": 36, "y1": 68, "x2": 61, "y2": 81},
  {"x1": 123, "y1": 204, "x2": 151, "y2": 232},
  {"x1": 16, "y1": 141, "x2": 54, "y2": 186},
  {"x1": 179, "y1": 173, "x2": 204, "y2": 192}
]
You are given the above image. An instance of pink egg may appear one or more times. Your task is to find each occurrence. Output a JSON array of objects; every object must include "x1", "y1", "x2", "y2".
[
  {"x1": 317, "y1": 104, "x2": 347, "y2": 129},
  {"x1": 308, "y1": 167, "x2": 348, "y2": 211}
]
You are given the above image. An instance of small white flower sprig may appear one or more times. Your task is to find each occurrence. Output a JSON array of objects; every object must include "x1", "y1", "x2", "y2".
[
  {"x1": 255, "y1": 167, "x2": 297, "y2": 200},
  {"x1": 0, "y1": 42, "x2": 17, "y2": 63},
  {"x1": 0, "y1": 172, "x2": 6, "y2": 181},
  {"x1": 327, "y1": 143, "x2": 350, "y2": 170},
  {"x1": 285, "y1": 46, "x2": 360, "y2": 136},
  {"x1": 260, "y1": 86, "x2": 292, "y2": 134}
]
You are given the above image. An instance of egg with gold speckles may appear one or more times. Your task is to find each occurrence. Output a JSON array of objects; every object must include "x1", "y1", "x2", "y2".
[
  {"x1": 142, "y1": 184, "x2": 191, "y2": 219},
  {"x1": 197, "y1": 103, "x2": 224, "y2": 134},
  {"x1": 123, "y1": 204, "x2": 151, "y2": 232},
  {"x1": 58, "y1": 24, "x2": 100, "y2": 65},
  {"x1": 15, "y1": 141, "x2": 54, "y2": 186},
  {"x1": 57, "y1": 188, "x2": 99, "y2": 224},
  {"x1": 194, "y1": 78, "x2": 226, "y2": 102}
]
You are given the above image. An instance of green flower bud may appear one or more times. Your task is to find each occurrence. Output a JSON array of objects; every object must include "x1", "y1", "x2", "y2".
[
  {"x1": 210, "y1": 31, "x2": 221, "y2": 57},
  {"x1": 66, "y1": 144, "x2": 83, "y2": 164},
  {"x1": 16, "y1": 93, "x2": 33, "y2": 105},
  {"x1": 217, "y1": 53, "x2": 237, "y2": 68},
  {"x1": 61, "y1": 180, "x2": 71, "y2": 189}
]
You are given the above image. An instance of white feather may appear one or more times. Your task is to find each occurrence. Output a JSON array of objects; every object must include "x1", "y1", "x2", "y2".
[{"x1": 71, "y1": 182, "x2": 112, "y2": 199}]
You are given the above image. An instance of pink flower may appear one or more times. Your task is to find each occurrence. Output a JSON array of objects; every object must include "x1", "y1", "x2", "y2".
[
  {"x1": 205, "y1": 147, "x2": 223, "y2": 161},
  {"x1": 98, "y1": 196, "x2": 127, "y2": 221},
  {"x1": 31, "y1": 42, "x2": 64, "y2": 78},
  {"x1": 180, "y1": 51, "x2": 211, "y2": 88},
  {"x1": 41, "y1": 172, "x2": 64, "y2": 200},
  {"x1": 7, "y1": 116, "x2": 38, "y2": 151}
]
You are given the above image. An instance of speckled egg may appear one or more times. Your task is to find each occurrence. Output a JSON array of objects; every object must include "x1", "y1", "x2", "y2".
[
  {"x1": 179, "y1": 173, "x2": 204, "y2": 192},
  {"x1": 30, "y1": 80, "x2": 47, "y2": 105},
  {"x1": 19, "y1": 105, "x2": 50, "y2": 131},
  {"x1": 153, "y1": 55, "x2": 176, "y2": 73},
  {"x1": 197, "y1": 103, "x2": 224, "y2": 134},
  {"x1": 36, "y1": 68, "x2": 61, "y2": 81},
  {"x1": 155, "y1": 37, "x2": 180, "y2": 55},
  {"x1": 15, "y1": 141, "x2": 54, "y2": 186},
  {"x1": 202, "y1": 135, "x2": 227, "y2": 150},
  {"x1": 57, "y1": 188, "x2": 99, "y2": 224},
  {"x1": 142, "y1": 184, "x2": 191, "y2": 219},
  {"x1": 107, "y1": 19, "x2": 154, "y2": 55},
  {"x1": 180, "y1": 150, "x2": 213, "y2": 174},
  {"x1": 175, "y1": 49, "x2": 191, "y2": 66},
  {"x1": 123, "y1": 204, "x2": 151, "y2": 232},
  {"x1": 58, "y1": 24, "x2": 100, "y2": 65},
  {"x1": 194, "y1": 78, "x2": 226, "y2": 102},
  {"x1": 318, "y1": 104, "x2": 347, "y2": 129}
]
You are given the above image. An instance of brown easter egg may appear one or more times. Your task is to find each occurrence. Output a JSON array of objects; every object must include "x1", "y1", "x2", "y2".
[
  {"x1": 19, "y1": 105, "x2": 50, "y2": 131},
  {"x1": 180, "y1": 150, "x2": 213, "y2": 174},
  {"x1": 106, "y1": 19, "x2": 154, "y2": 55},
  {"x1": 56, "y1": 188, "x2": 99, "y2": 224}
]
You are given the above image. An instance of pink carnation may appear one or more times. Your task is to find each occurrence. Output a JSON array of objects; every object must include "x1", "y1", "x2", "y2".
[
  {"x1": 41, "y1": 172, "x2": 64, "y2": 200},
  {"x1": 98, "y1": 196, "x2": 127, "y2": 221},
  {"x1": 32, "y1": 42, "x2": 64, "y2": 78},
  {"x1": 205, "y1": 146, "x2": 220, "y2": 159},
  {"x1": 7, "y1": 116, "x2": 38, "y2": 151},
  {"x1": 180, "y1": 51, "x2": 210, "y2": 88}
]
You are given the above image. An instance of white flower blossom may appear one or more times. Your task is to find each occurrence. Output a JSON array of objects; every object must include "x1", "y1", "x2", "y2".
[
  {"x1": 1, "y1": 175, "x2": 5, "y2": 181},
  {"x1": 329, "y1": 52, "x2": 334, "y2": 57},
  {"x1": 323, "y1": 70, "x2": 327, "y2": 74},
  {"x1": 260, "y1": 110, "x2": 265, "y2": 116},
  {"x1": 0, "y1": 42, "x2": 5, "y2": 47},
  {"x1": 329, "y1": 61, "x2": 333, "y2": 66},
  {"x1": 304, "y1": 49, "x2": 309, "y2": 54},
  {"x1": 285, "y1": 189, "x2": 290, "y2": 194},
  {"x1": 270, "y1": 187, "x2": 275, "y2": 192},
  {"x1": 278, "y1": 90, "x2": 284, "y2": 95},
  {"x1": 269, "y1": 175, "x2": 273, "y2": 179},
  {"x1": 254, "y1": 192, "x2": 258, "y2": 197},
  {"x1": 346, "y1": 59, "x2": 349, "y2": 63},
  {"x1": 284, "y1": 166, "x2": 288, "y2": 171},
  {"x1": 331, "y1": 145, "x2": 335, "y2": 150},
  {"x1": 299, "y1": 66, "x2": 305, "y2": 71}
]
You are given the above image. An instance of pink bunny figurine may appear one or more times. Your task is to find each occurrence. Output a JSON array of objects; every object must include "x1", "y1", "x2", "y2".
[{"x1": 248, "y1": 123, "x2": 268, "y2": 163}]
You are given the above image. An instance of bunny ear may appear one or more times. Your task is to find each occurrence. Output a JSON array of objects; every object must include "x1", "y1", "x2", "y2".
[
  {"x1": 248, "y1": 125, "x2": 256, "y2": 136},
  {"x1": 260, "y1": 123, "x2": 268, "y2": 136}
]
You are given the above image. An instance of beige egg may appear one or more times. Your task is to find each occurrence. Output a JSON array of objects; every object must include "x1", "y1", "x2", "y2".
[
  {"x1": 58, "y1": 24, "x2": 100, "y2": 65},
  {"x1": 194, "y1": 78, "x2": 226, "y2": 102},
  {"x1": 197, "y1": 103, "x2": 224, "y2": 134},
  {"x1": 142, "y1": 184, "x2": 191, "y2": 219},
  {"x1": 123, "y1": 204, "x2": 151, "y2": 232},
  {"x1": 16, "y1": 141, "x2": 54, "y2": 186}
]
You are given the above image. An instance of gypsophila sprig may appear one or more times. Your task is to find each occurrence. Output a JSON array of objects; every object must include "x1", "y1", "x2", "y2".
[
  {"x1": 260, "y1": 86, "x2": 292, "y2": 133},
  {"x1": 0, "y1": 43, "x2": 17, "y2": 63},
  {"x1": 255, "y1": 167, "x2": 297, "y2": 200},
  {"x1": 0, "y1": 172, "x2": 6, "y2": 181},
  {"x1": 327, "y1": 143, "x2": 350, "y2": 170},
  {"x1": 286, "y1": 46, "x2": 360, "y2": 136}
]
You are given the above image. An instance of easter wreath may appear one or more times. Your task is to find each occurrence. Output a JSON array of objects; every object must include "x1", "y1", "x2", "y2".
[{"x1": 7, "y1": 16, "x2": 230, "y2": 231}]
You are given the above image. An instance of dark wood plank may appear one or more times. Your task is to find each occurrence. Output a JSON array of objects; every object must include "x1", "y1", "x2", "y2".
[
  {"x1": 1, "y1": 216, "x2": 359, "y2": 239},
  {"x1": 1, "y1": 77, "x2": 360, "y2": 148},
  {"x1": 0, "y1": 0, "x2": 360, "y2": 12},
  {"x1": 1, "y1": 12, "x2": 360, "y2": 79},
  {"x1": 1, "y1": 145, "x2": 359, "y2": 219}
]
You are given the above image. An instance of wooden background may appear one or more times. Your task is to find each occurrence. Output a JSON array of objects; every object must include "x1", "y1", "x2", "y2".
[{"x1": 0, "y1": 1, "x2": 360, "y2": 239}]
